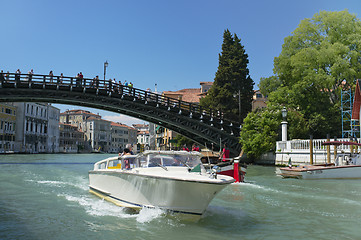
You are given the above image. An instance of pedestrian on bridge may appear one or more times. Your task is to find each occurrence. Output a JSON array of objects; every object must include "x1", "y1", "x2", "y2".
[
  {"x1": 79, "y1": 72, "x2": 84, "y2": 87},
  {"x1": 5, "y1": 71, "x2": 10, "y2": 82},
  {"x1": 58, "y1": 73, "x2": 64, "y2": 85},
  {"x1": 108, "y1": 78, "x2": 112, "y2": 92},
  {"x1": 49, "y1": 70, "x2": 54, "y2": 83},
  {"x1": 27, "y1": 69, "x2": 33, "y2": 83},
  {"x1": 0, "y1": 70, "x2": 4, "y2": 84},
  {"x1": 95, "y1": 76, "x2": 99, "y2": 89},
  {"x1": 15, "y1": 69, "x2": 21, "y2": 84}
]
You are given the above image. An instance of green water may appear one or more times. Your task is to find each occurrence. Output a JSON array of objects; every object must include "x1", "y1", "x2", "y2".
[{"x1": 1, "y1": 154, "x2": 361, "y2": 240}]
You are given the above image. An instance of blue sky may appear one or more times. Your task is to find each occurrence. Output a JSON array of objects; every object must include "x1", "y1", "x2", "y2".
[{"x1": 1, "y1": 0, "x2": 360, "y2": 125}]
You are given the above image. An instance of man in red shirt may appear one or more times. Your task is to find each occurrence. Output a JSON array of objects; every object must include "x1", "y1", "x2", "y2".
[{"x1": 219, "y1": 144, "x2": 230, "y2": 162}]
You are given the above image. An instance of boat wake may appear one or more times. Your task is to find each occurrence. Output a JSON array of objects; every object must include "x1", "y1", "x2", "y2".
[
  {"x1": 59, "y1": 193, "x2": 166, "y2": 223},
  {"x1": 136, "y1": 207, "x2": 165, "y2": 223}
]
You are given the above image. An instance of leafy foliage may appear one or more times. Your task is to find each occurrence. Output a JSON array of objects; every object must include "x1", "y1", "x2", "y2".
[
  {"x1": 200, "y1": 29, "x2": 254, "y2": 122},
  {"x1": 259, "y1": 10, "x2": 361, "y2": 139},
  {"x1": 174, "y1": 134, "x2": 193, "y2": 148},
  {"x1": 240, "y1": 108, "x2": 280, "y2": 159}
]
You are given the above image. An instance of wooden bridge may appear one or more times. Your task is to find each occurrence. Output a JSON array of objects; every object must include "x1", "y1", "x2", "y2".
[{"x1": 0, "y1": 72, "x2": 242, "y2": 156}]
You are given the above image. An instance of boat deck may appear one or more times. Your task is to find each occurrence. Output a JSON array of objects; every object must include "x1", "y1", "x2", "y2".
[{"x1": 279, "y1": 164, "x2": 361, "y2": 179}]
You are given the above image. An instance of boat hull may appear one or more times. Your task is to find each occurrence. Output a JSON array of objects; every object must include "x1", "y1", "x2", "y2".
[
  {"x1": 89, "y1": 170, "x2": 232, "y2": 216},
  {"x1": 280, "y1": 165, "x2": 361, "y2": 179}
]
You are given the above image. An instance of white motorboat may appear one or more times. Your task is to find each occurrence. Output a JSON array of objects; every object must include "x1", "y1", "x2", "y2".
[
  {"x1": 89, "y1": 151, "x2": 234, "y2": 219},
  {"x1": 279, "y1": 141, "x2": 361, "y2": 179}
]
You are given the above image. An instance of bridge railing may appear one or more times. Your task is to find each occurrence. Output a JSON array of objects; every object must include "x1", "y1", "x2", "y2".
[{"x1": 0, "y1": 72, "x2": 240, "y2": 127}]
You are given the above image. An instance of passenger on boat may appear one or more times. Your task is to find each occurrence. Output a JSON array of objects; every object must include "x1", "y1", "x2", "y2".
[
  {"x1": 192, "y1": 143, "x2": 200, "y2": 152},
  {"x1": 126, "y1": 144, "x2": 134, "y2": 155},
  {"x1": 219, "y1": 144, "x2": 230, "y2": 162},
  {"x1": 122, "y1": 148, "x2": 132, "y2": 169}
]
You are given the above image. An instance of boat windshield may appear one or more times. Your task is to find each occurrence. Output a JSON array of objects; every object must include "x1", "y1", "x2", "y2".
[{"x1": 138, "y1": 152, "x2": 204, "y2": 170}]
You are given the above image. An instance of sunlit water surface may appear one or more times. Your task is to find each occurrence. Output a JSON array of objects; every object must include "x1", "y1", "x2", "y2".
[{"x1": 1, "y1": 154, "x2": 361, "y2": 240}]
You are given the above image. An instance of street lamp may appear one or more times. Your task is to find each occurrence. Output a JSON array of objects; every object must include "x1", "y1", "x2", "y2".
[
  {"x1": 104, "y1": 61, "x2": 109, "y2": 81},
  {"x1": 281, "y1": 107, "x2": 288, "y2": 141},
  {"x1": 281, "y1": 106, "x2": 287, "y2": 120}
]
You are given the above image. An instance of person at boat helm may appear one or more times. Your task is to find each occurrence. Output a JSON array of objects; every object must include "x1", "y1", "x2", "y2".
[{"x1": 126, "y1": 144, "x2": 134, "y2": 155}]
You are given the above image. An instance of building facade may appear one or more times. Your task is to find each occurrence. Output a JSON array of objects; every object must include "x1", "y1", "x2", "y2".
[
  {"x1": 86, "y1": 117, "x2": 111, "y2": 152},
  {"x1": 0, "y1": 103, "x2": 17, "y2": 153},
  {"x1": 110, "y1": 122, "x2": 130, "y2": 153},
  {"x1": 133, "y1": 124, "x2": 150, "y2": 149},
  {"x1": 14, "y1": 102, "x2": 59, "y2": 153},
  {"x1": 59, "y1": 123, "x2": 85, "y2": 153},
  {"x1": 47, "y1": 104, "x2": 60, "y2": 153},
  {"x1": 252, "y1": 90, "x2": 268, "y2": 111}
]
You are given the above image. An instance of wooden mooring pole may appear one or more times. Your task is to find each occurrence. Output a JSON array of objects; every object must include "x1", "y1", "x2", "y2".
[
  {"x1": 327, "y1": 134, "x2": 331, "y2": 164},
  {"x1": 310, "y1": 135, "x2": 313, "y2": 165},
  {"x1": 334, "y1": 136, "x2": 338, "y2": 163}
]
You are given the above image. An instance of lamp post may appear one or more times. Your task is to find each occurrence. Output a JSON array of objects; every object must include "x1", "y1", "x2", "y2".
[
  {"x1": 281, "y1": 107, "x2": 288, "y2": 141},
  {"x1": 103, "y1": 61, "x2": 109, "y2": 81}
]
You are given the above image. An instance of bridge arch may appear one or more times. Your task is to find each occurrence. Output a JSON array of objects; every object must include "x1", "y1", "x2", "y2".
[{"x1": 0, "y1": 72, "x2": 242, "y2": 156}]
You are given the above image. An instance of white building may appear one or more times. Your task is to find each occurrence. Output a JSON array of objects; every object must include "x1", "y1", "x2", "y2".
[
  {"x1": 47, "y1": 104, "x2": 60, "y2": 153},
  {"x1": 14, "y1": 103, "x2": 59, "y2": 153},
  {"x1": 86, "y1": 117, "x2": 111, "y2": 152},
  {"x1": 133, "y1": 124, "x2": 150, "y2": 148}
]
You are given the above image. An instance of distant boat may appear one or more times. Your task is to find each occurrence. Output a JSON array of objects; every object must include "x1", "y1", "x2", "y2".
[
  {"x1": 279, "y1": 141, "x2": 361, "y2": 179},
  {"x1": 88, "y1": 150, "x2": 234, "y2": 220}
]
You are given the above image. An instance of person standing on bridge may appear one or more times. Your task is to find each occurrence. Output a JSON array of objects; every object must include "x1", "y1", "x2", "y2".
[
  {"x1": 112, "y1": 78, "x2": 117, "y2": 92},
  {"x1": 49, "y1": 70, "x2": 54, "y2": 83},
  {"x1": 108, "y1": 78, "x2": 112, "y2": 92},
  {"x1": 27, "y1": 69, "x2": 33, "y2": 83},
  {"x1": 5, "y1": 71, "x2": 10, "y2": 82},
  {"x1": 58, "y1": 73, "x2": 64, "y2": 85},
  {"x1": 0, "y1": 70, "x2": 4, "y2": 84},
  {"x1": 79, "y1": 72, "x2": 84, "y2": 87},
  {"x1": 95, "y1": 75, "x2": 99, "y2": 89},
  {"x1": 15, "y1": 69, "x2": 21, "y2": 85}
]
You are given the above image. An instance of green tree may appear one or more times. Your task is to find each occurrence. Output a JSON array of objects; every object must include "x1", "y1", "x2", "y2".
[
  {"x1": 200, "y1": 29, "x2": 254, "y2": 122},
  {"x1": 240, "y1": 108, "x2": 280, "y2": 159},
  {"x1": 258, "y1": 76, "x2": 282, "y2": 97},
  {"x1": 260, "y1": 10, "x2": 361, "y2": 138},
  {"x1": 240, "y1": 106, "x2": 308, "y2": 159},
  {"x1": 174, "y1": 135, "x2": 193, "y2": 148}
]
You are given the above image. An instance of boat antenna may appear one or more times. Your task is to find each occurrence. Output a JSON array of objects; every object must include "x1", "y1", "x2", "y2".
[
  {"x1": 205, "y1": 142, "x2": 211, "y2": 167},
  {"x1": 219, "y1": 138, "x2": 222, "y2": 153}
]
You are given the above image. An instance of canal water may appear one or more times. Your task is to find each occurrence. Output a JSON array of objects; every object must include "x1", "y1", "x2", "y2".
[{"x1": 1, "y1": 154, "x2": 361, "y2": 240}]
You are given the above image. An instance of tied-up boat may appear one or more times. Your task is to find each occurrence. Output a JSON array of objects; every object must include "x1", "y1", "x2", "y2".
[
  {"x1": 201, "y1": 150, "x2": 247, "y2": 183},
  {"x1": 279, "y1": 141, "x2": 361, "y2": 179},
  {"x1": 88, "y1": 151, "x2": 235, "y2": 219}
]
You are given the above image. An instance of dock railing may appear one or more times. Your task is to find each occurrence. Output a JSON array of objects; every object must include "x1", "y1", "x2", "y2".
[{"x1": 275, "y1": 138, "x2": 360, "y2": 165}]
